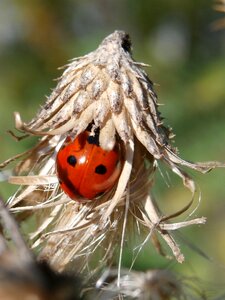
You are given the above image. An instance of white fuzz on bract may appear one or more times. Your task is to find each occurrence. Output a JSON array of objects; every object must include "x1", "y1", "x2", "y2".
[{"x1": 0, "y1": 31, "x2": 224, "y2": 274}]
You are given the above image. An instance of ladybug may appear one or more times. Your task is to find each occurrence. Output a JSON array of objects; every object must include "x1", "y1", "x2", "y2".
[{"x1": 56, "y1": 130, "x2": 123, "y2": 200}]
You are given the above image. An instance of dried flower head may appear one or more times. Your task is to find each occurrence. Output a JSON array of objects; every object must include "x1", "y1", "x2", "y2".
[
  {"x1": 0, "y1": 31, "x2": 224, "y2": 275},
  {"x1": 96, "y1": 268, "x2": 210, "y2": 300}
]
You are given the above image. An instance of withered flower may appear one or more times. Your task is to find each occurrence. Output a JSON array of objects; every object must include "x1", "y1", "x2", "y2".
[
  {"x1": 96, "y1": 268, "x2": 208, "y2": 300},
  {"x1": 0, "y1": 31, "x2": 223, "y2": 274}
]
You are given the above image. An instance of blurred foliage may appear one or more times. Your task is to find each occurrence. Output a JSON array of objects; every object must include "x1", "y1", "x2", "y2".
[{"x1": 0, "y1": 0, "x2": 225, "y2": 287}]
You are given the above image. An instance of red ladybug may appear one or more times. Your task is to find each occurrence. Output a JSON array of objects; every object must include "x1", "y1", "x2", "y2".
[{"x1": 56, "y1": 130, "x2": 123, "y2": 200}]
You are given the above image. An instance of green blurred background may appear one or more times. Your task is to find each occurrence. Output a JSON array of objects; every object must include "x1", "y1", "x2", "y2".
[{"x1": 0, "y1": 0, "x2": 225, "y2": 291}]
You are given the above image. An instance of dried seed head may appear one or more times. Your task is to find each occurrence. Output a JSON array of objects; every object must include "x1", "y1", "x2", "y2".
[
  {"x1": 14, "y1": 31, "x2": 168, "y2": 159},
  {"x1": 1, "y1": 31, "x2": 224, "y2": 276},
  {"x1": 96, "y1": 268, "x2": 210, "y2": 300},
  {"x1": 12, "y1": 30, "x2": 222, "y2": 174},
  {"x1": 97, "y1": 269, "x2": 182, "y2": 300}
]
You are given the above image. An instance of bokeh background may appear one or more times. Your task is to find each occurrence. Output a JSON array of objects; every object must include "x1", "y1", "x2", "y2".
[{"x1": 0, "y1": 0, "x2": 225, "y2": 292}]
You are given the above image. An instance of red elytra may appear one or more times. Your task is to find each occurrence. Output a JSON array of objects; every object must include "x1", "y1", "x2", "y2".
[{"x1": 56, "y1": 131, "x2": 123, "y2": 200}]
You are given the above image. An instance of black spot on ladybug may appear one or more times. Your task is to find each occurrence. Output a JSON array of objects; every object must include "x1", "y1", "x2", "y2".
[
  {"x1": 87, "y1": 134, "x2": 99, "y2": 146},
  {"x1": 67, "y1": 155, "x2": 77, "y2": 167},
  {"x1": 95, "y1": 164, "x2": 107, "y2": 175},
  {"x1": 59, "y1": 179, "x2": 62, "y2": 184}
]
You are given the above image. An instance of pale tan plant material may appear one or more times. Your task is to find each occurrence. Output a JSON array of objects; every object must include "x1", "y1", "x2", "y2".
[
  {"x1": 96, "y1": 268, "x2": 208, "y2": 300},
  {"x1": 0, "y1": 196, "x2": 83, "y2": 300},
  {"x1": 0, "y1": 31, "x2": 224, "y2": 274},
  {"x1": 212, "y1": 0, "x2": 225, "y2": 29}
]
